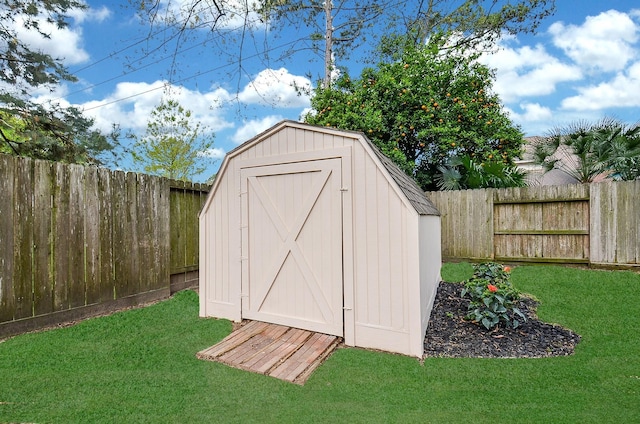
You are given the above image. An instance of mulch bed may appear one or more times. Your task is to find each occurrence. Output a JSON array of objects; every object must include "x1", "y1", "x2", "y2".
[{"x1": 424, "y1": 282, "x2": 581, "y2": 358}]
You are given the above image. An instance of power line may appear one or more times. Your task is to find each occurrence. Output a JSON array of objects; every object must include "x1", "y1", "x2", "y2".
[
  {"x1": 58, "y1": 15, "x2": 279, "y2": 107},
  {"x1": 81, "y1": 36, "x2": 309, "y2": 112}
]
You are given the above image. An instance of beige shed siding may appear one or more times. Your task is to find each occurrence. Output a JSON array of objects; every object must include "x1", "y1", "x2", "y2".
[
  {"x1": 200, "y1": 121, "x2": 441, "y2": 358},
  {"x1": 235, "y1": 127, "x2": 347, "y2": 161},
  {"x1": 420, "y1": 215, "x2": 442, "y2": 349},
  {"x1": 199, "y1": 161, "x2": 240, "y2": 321},
  {"x1": 349, "y1": 140, "x2": 429, "y2": 356},
  {"x1": 352, "y1": 144, "x2": 410, "y2": 330}
]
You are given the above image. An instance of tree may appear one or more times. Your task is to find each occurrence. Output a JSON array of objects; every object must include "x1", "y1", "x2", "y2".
[
  {"x1": 130, "y1": 98, "x2": 216, "y2": 181},
  {"x1": 132, "y1": 1, "x2": 555, "y2": 89},
  {"x1": 304, "y1": 37, "x2": 524, "y2": 190},
  {"x1": 407, "y1": 0, "x2": 555, "y2": 51},
  {"x1": 532, "y1": 118, "x2": 640, "y2": 183},
  {"x1": 0, "y1": 0, "x2": 117, "y2": 164},
  {"x1": 0, "y1": 105, "x2": 117, "y2": 164},
  {"x1": 0, "y1": 0, "x2": 81, "y2": 92},
  {"x1": 257, "y1": 0, "x2": 403, "y2": 87}
]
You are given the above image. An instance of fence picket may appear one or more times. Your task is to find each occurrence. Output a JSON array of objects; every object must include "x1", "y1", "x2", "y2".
[
  {"x1": 68, "y1": 164, "x2": 86, "y2": 308},
  {"x1": 33, "y1": 160, "x2": 54, "y2": 316},
  {"x1": 53, "y1": 162, "x2": 70, "y2": 311},
  {"x1": 13, "y1": 158, "x2": 34, "y2": 319},
  {"x1": 98, "y1": 168, "x2": 114, "y2": 302},
  {"x1": 84, "y1": 166, "x2": 101, "y2": 305},
  {"x1": 111, "y1": 170, "x2": 127, "y2": 299},
  {"x1": 123, "y1": 172, "x2": 140, "y2": 297},
  {"x1": 0, "y1": 155, "x2": 16, "y2": 322}
]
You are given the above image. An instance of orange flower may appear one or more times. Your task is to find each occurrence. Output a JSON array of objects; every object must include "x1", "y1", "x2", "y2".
[
  {"x1": 488, "y1": 284, "x2": 498, "y2": 293},
  {"x1": 504, "y1": 266, "x2": 512, "y2": 273}
]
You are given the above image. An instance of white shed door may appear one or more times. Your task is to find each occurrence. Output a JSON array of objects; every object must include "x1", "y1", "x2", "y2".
[{"x1": 240, "y1": 159, "x2": 343, "y2": 336}]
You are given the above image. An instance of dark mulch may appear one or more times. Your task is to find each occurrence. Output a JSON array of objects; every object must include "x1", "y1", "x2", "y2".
[{"x1": 424, "y1": 282, "x2": 581, "y2": 358}]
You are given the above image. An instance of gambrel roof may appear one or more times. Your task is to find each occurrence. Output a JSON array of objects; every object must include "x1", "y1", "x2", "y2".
[{"x1": 220, "y1": 120, "x2": 439, "y2": 217}]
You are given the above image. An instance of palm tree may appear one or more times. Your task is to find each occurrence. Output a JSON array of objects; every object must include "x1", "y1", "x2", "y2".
[
  {"x1": 532, "y1": 118, "x2": 640, "y2": 183},
  {"x1": 435, "y1": 154, "x2": 526, "y2": 190}
]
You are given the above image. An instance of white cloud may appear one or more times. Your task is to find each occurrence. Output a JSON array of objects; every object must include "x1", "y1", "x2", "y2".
[
  {"x1": 549, "y1": 10, "x2": 639, "y2": 72},
  {"x1": 561, "y1": 61, "x2": 640, "y2": 111},
  {"x1": 238, "y1": 68, "x2": 311, "y2": 108},
  {"x1": 481, "y1": 43, "x2": 582, "y2": 102},
  {"x1": 12, "y1": 15, "x2": 89, "y2": 65},
  {"x1": 509, "y1": 103, "x2": 554, "y2": 122},
  {"x1": 8, "y1": 4, "x2": 113, "y2": 69},
  {"x1": 69, "y1": 5, "x2": 111, "y2": 24},
  {"x1": 78, "y1": 81, "x2": 234, "y2": 134},
  {"x1": 154, "y1": 0, "x2": 265, "y2": 30},
  {"x1": 507, "y1": 104, "x2": 603, "y2": 136},
  {"x1": 232, "y1": 115, "x2": 284, "y2": 144},
  {"x1": 199, "y1": 147, "x2": 226, "y2": 160}
]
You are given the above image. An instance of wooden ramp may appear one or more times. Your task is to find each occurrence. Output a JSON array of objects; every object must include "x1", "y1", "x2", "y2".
[{"x1": 197, "y1": 321, "x2": 341, "y2": 385}]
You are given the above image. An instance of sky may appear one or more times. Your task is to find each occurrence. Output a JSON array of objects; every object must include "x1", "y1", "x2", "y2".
[{"x1": 18, "y1": 0, "x2": 640, "y2": 182}]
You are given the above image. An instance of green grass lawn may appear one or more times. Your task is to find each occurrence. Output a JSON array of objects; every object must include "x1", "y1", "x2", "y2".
[{"x1": 1, "y1": 264, "x2": 639, "y2": 423}]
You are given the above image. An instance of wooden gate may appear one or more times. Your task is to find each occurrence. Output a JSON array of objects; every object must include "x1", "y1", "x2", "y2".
[
  {"x1": 240, "y1": 159, "x2": 344, "y2": 336},
  {"x1": 493, "y1": 195, "x2": 590, "y2": 263}
]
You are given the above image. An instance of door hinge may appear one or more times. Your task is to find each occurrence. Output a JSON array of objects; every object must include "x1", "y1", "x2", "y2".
[
  {"x1": 343, "y1": 306, "x2": 353, "y2": 311},
  {"x1": 340, "y1": 187, "x2": 349, "y2": 192}
]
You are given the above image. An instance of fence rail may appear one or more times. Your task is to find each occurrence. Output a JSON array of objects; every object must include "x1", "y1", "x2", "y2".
[
  {"x1": 0, "y1": 154, "x2": 208, "y2": 338},
  {"x1": 426, "y1": 180, "x2": 639, "y2": 267}
]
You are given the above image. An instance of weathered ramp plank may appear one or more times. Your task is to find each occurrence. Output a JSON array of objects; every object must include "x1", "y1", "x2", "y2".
[{"x1": 197, "y1": 321, "x2": 340, "y2": 385}]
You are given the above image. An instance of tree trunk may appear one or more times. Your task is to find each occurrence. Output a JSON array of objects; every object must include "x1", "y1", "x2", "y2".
[{"x1": 323, "y1": 0, "x2": 333, "y2": 88}]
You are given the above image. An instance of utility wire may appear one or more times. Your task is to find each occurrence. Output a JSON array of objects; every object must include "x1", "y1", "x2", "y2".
[
  {"x1": 81, "y1": 36, "x2": 308, "y2": 112},
  {"x1": 56, "y1": 14, "x2": 284, "y2": 108}
]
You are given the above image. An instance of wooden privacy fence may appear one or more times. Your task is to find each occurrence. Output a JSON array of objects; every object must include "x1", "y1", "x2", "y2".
[
  {"x1": 0, "y1": 154, "x2": 208, "y2": 338},
  {"x1": 169, "y1": 180, "x2": 209, "y2": 292},
  {"x1": 426, "y1": 180, "x2": 640, "y2": 267}
]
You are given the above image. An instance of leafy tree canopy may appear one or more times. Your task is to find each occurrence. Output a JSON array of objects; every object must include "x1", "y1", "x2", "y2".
[
  {"x1": 0, "y1": 0, "x2": 116, "y2": 164},
  {"x1": 305, "y1": 36, "x2": 524, "y2": 190},
  {"x1": 130, "y1": 98, "x2": 216, "y2": 181},
  {"x1": 407, "y1": 0, "x2": 555, "y2": 52},
  {"x1": 0, "y1": 105, "x2": 117, "y2": 164}
]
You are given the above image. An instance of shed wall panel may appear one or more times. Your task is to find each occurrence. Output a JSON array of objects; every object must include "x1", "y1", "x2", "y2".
[
  {"x1": 420, "y1": 215, "x2": 442, "y2": 350},
  {"x1": 199, "y1": 163, "x2": 240, "y2": 320},
  {"x1": 351, "y1": 141, "x2": 412, "y2": 342}
]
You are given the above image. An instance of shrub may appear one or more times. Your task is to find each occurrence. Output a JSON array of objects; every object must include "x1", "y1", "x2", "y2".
[{"x1": 461, "y1": 262, "x2": 526, "y2": 330}]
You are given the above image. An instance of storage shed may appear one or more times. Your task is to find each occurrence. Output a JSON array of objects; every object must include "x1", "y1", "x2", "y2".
[{"x1": 199, "y1": 121, "x2": 441, "y2": 357}]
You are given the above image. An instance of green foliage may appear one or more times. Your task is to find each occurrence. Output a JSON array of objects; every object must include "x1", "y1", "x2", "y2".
[
  {"x1": 0, "y1": 0, "x2": 117, "y2": 165},
  {"x1": 435, "y1": 153, "x2": 526, "y2": 190},
  {"x1": 532, "y1": 118, "x2": 640, "y2": 183},
  {"x1": 0, "y1": 106, "x2": 118, "y2": 165},
  {"x1": 0, "y1": 0, "x2": 83, "y2": 91},
  {"x1": 407, "y1": 0, "x2": 556, "y2": 52},
  {"x1": 305, "y1": 36, "x2": 524, "y2": 190},
  {"x1": 130, "y1": 98, "x2": 216, "y2": 181},
  {"x1": 461, "y1": 262, "x2": 526, "y2": 329}
]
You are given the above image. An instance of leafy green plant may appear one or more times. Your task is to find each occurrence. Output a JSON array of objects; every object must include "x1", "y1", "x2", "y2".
[
  {"x1": 461, "y1": 262, "x2": 526, "y2": 330},
  {"x1": 435, "y1": 154, "x2": 526, "y2": 190},
  {"x1": 305, "y1": 36, "x2": 525, "y2": 191}
]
